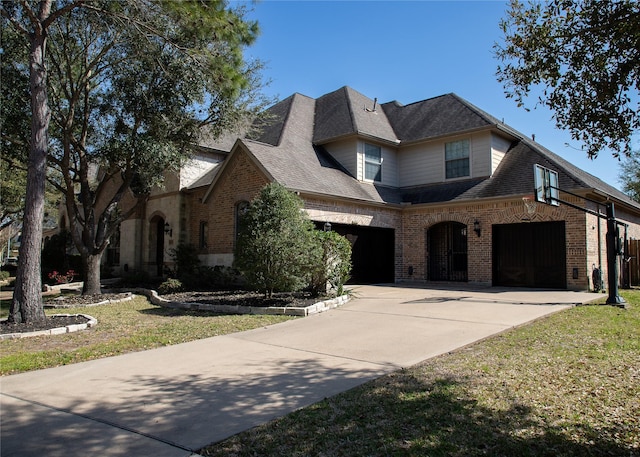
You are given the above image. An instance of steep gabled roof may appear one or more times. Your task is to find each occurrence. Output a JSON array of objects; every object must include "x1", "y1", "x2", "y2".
[
  {"x1": 185, "y1": 163, "x2": 223, "y2": 190},
  {"x1": 198, "y1": 86, "x2": 637, "y2": 211},
  {"x1": 246, "y1": 95, "x2": 296, "y2": 146},
  {"x1": 237, "y1": 93, "x2": 402, "y2": 204},
  {"x1": 382, "y1": 93, "x2": 501, "y2": 143},
  {"x1": 313, "y1": 87, "x2": 398, "y2": 144}
]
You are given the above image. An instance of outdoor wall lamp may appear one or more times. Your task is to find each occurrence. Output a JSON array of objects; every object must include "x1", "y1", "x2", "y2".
[
  {"x1": 324, "y1": 221, "x2": 332, "y2": 232},
  {"x1": 473, "y1": 219, "x2": 481, "y2": 237},
  {"x1": 164, "y1": 222, "x2": 172, "y2": 237}
]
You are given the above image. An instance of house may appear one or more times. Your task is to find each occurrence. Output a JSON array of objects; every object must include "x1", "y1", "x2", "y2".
[{"x1": 114, "y1": 86, "x2": 640, "y2": 290}]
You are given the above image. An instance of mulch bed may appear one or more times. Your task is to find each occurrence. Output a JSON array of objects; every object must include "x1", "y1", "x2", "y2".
[
  {"x1": 1, "y1": 315, "x2": 89, "y2": 334},
  {"x1": 1, "y1": 290, "x2": 323, "y2": 335},
  {"x1": 160, "y1": 290, "x2": 324, "y2": 308}
]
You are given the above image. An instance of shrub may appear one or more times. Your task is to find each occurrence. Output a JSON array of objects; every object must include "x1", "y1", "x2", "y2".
[
  {"x1": 0, "y1": 270, "x2": 10, "y2": 281},
  {"x1": 181, "y1": 266, "x2": 217, "y2": 290},
  {"x1": 234, "y1": 183, "x2": 321, "y2": 298},
  {"x1": 47, "y1": 269, "x2": 77, "y2": 284},
  {"x1": 309, "y1": 230, "x2": 352, "y2": 296},
  {"x1": 158, "y1": 278, "x2": 184, "y2": 295},
  {"x1": 169, "y1": 243, "x2": 201, "y2": 278}
]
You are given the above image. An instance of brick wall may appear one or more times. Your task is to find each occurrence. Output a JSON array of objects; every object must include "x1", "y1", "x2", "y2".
[
  {"x1": 304, "y1": 197, "x2": 403, "y2": 279},
  {"x1": 190, "y1": 148, "x2": 269, "y2": 266},
  {"x1": 400, "y1": 196, "x2": 590, "y2": 289},
  {"x1": 180, "y1": 149, "x2": 640, "y2": 290}
]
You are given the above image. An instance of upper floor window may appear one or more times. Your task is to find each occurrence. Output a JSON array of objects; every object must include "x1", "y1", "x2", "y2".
[
  {"x1": 364, "y1": 143, "x2": 382, "y2": 182},
  {"x1": 445, "y1": 139, "x2": 470, "y2": 179}
]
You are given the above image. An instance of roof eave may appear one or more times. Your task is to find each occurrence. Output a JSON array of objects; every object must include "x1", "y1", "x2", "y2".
[
  {"x1": 316, "y1": 131, "x2": 400, "y2": 147},
  {"x1": 398, "y1": 124, "x2": 504, "y2": 147},
  {"x1": 293, "y1": 188, "x2": 402, "y2": 209}
]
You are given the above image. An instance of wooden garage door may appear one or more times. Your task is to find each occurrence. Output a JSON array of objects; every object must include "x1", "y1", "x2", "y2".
[
  {"x1": 493, "y1": 222, "x2": 566, "y2": 288},
  {"x1": 317, "y1": 223, "x2": 395, "y2": 284}
]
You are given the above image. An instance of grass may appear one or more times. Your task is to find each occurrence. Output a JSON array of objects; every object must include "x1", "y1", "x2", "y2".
[
  {"x1": 0, "y1": 294, "x2": 295, "y2": 375},
  {"x1": 199, "y1": 289, "x2": 640, "y2": 457}
]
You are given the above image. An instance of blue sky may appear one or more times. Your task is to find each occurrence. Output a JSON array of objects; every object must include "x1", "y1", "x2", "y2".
[{"x1": 243, "y1": 0, "x2": 626, "y2": 190}]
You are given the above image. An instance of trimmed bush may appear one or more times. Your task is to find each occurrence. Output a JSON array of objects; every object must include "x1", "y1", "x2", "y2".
[
  {"x1": 309, "y1": 230, "x2": 352, "y2": 296},
  {"x1": 158, "y1": 278, "x2": 184, "y2": 295},
  {"x1": 234, "y1": 183, "x2": 321, "y2": 298}
]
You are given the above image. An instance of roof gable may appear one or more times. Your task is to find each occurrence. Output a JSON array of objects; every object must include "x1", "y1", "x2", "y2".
[
  {"x1": 246, "y1": 95, "x2": 296, "y2": 146},
  {"x1": 198, "y1": 86, "x2": 637, "y2": 211},
  {"x1": 381, "y1": 93, "x2": 499, "y2": 143},
  {"x1": 313, "y1": 87, "x2": 398, "y2": 144}
]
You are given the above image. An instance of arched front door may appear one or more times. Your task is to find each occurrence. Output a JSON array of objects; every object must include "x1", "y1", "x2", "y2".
[{"x1": 427, "y1": 222, "x2": 468, "y2": 281}]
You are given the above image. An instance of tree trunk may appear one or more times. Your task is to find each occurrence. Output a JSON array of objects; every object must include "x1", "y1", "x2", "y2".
[
  {"x1": 9, "y1": 2, "x2": 51, "y2": 324},
  {"x1": 82, "y1": 253, "x2": 103, "y2": 295}
]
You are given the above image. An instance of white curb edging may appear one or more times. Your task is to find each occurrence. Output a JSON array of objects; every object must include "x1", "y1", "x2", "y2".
[
  {"x1": 133, "y1": 288, "x2": 350, "y2": 317},
  {"x1": 0, "y1": 314, "x2": 98, "y2": 340}
]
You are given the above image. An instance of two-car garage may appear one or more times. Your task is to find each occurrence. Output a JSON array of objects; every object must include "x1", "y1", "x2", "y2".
[{"x1": 320, "y1": 220, "x2": 568, "y2": 289}]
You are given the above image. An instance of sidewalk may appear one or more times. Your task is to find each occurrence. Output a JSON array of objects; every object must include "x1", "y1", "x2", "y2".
[{"x1": 1, "y1": 284, "x2": 602, "y2": 457}]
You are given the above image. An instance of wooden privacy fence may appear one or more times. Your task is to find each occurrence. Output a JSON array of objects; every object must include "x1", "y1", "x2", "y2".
[{"x1": 627, "y1": 239, "x2": 639, "y2": 287}]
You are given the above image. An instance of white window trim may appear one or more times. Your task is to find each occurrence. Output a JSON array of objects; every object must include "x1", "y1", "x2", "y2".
[
  {"x1": 444, "y1": 138, "x2": 472, "y2": 181},
  {"x1": 363, "y1": 142, "x2": 383, "y2": 183}
]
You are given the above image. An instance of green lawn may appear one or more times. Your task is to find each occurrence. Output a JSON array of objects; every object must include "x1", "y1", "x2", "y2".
[
  {"x1": 199, "y1": 289, "x2": 640, "y2": 456},
  {"x1": 0, "y1": 294, "x2": 295, "y2": 375}
]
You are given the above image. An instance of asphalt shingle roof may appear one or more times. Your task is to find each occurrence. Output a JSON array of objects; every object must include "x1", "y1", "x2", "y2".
[
  {"x1": 199, "y1": 86, "x2": 638, "y2": 211},
  {"x1": 382, "y1": 94, "x2": 500, "y2": 143},
  {"x1": 241, "y1": 93, "x2": 401, "y2": 204},
  {"x1": 314, "y1": 87, "x2": 398, "y2": 144}
]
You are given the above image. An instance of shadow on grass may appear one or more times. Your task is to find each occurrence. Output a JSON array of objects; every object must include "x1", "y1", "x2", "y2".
[
  {"x1": 200, "y1": 371, "x2": 634, "y2": 456},
  {"x1": 136, "y1": 306, "x2": 222, "y2": 317}
]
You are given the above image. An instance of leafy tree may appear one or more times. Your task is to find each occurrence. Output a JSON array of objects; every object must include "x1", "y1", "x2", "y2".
[
  {"x1": 619, "y1": 151, "x2": 640, "y2": 203},
  {"x1": 495, "y1": 0, "x2": 640, "y2": 159},
  {"x1": 0, "y1": 160, "x2": 27, "y2": 228},
  {"x1": 235, "y1": 183, "x2": 321, "y2": 298},
  {"x1": 1, "y1": 0, "x2": 60, "y2": 323},
  {"x1": 1, "y1": 0, "x2": 266, "y2": 322},
  {"x1": 0, "y1": 24, "x2": 30, "y2": 228}
]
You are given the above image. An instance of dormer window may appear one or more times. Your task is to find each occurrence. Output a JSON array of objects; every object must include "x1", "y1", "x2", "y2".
[
  {"x1": 445, "y1": 139, "x2": 470, "y2": 179},
  {"x1": 364, "y1": 143, "x2": 382, "y2": 182}
]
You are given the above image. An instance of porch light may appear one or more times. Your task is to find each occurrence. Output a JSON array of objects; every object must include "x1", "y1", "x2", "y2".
[
  {"x1": 473, "y1": 219, "x2": 481, "y2": 237},
  {"x1": 324, "y1": 222, "x2": 332, "y2": 232},
  {"x1": 164, "y1": 222, "x2": 172, "y2": 237}
]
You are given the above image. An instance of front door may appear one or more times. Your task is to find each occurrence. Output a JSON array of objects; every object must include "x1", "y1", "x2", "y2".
[{"x1": 427, "y1": 222, "x2": 468, "y2": 281}]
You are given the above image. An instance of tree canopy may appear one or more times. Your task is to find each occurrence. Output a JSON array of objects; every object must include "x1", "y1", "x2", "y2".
[
  {"x1": 495, "y1": 0, "x2": 640, "y2": 159},
  {"x1": 619, "y1": 150, "x2": 640, "y2": 203},
  {"x1": 1, "y1": 0, "x2": 267, "y2": 321}
]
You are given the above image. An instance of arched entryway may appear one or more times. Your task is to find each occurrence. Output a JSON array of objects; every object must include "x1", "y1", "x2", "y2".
[
  {"x1": 149, "y1": 216, "x2": 166, "y2": 277},
  {"x1": 426, "y1": 221, "x2": 468, "y2": 281}
]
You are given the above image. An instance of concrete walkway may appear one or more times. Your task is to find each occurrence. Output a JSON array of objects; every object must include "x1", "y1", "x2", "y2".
[{"x1": 1, "y1": 284, "x2": 602, "y2": 457}]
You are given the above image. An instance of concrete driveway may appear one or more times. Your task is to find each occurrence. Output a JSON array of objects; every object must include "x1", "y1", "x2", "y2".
[{"x1": 1, "y1": 284, "x2": 602, "y2": 457}]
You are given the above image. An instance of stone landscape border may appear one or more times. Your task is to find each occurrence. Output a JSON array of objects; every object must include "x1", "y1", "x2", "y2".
[
  {"x1": 134, "y1": 288, "x2": 351, "y2": 317},
  {"x1": 0, "y1": 288, "x2": 350, "y2": 338},
  {"x1": 44, "y1": 292, "x2": 134, "y2": 309},
  {"x1": 0, "y1": 314, "x2": 98, "y2": 340}
]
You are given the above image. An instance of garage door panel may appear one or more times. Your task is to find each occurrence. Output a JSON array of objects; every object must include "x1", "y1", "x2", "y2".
[
  {"x1": 319, "y1": 223, "x2": 395, "y2": 284},
  {"x1": 493, "y1": 222, "x2": 566, "y2": 289}
]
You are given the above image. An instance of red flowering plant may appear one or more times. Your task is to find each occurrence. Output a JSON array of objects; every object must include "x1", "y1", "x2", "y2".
[{"x1": 47, "y1": 269, "x2": 76, "y2": 284}]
